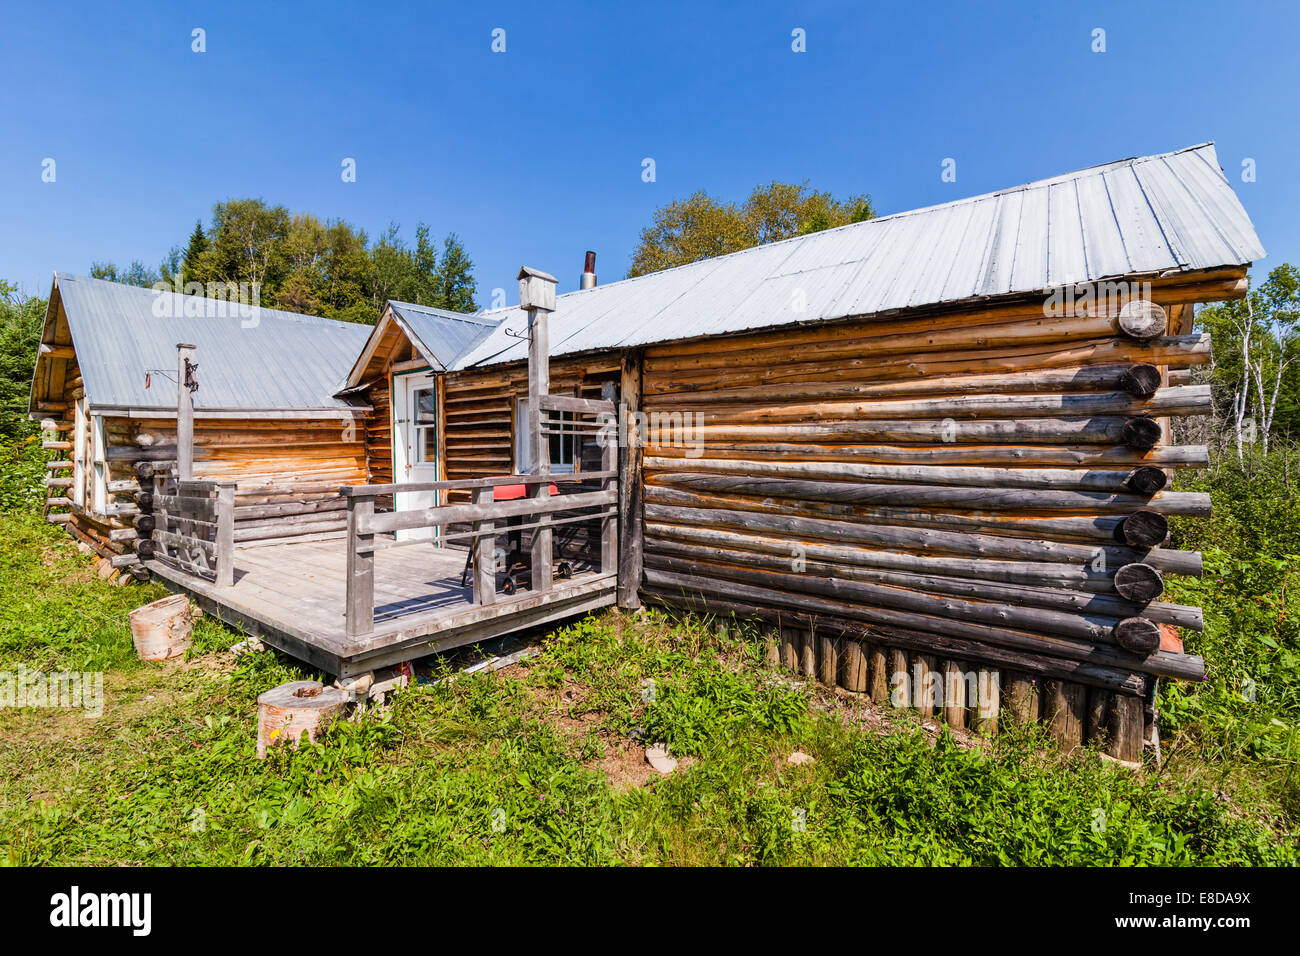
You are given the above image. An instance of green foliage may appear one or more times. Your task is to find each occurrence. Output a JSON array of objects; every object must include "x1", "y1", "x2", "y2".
[
  {"x1": 0, "y1": 282, "x2": 46, "y2": 440},
  {"x1": 0, "y1": 441, "x2": 1294, "y2": 865},
  {"x1": 175, "y1": 201, "x2": 477, "y2": 324},
  {"x1": 1162, "y1": 452, "x2": 1300, "y2": 818},
  {"x1": 628, "y1": 181, "x2": 875, "y2": 278},
  {"x1": 1196, "y1": 264, "x2": 1300, "y2": 439}
]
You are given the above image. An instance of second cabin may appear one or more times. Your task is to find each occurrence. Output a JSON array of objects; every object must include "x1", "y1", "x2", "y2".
[{"x1": 28, "y1": 142, "x2": 1266, "y2": 758}]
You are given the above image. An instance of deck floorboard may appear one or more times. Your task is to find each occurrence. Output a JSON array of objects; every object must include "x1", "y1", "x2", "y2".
[{"x1": 145, "y1": 537, "x2": 615, "y2": 675}]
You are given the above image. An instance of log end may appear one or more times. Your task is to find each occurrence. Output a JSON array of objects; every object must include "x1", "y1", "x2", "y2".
[
  {"x1": 1120, "y1": 416, "x2": 1163, "y2": 450},
  {"x1": 1117, "y1": 300, "x2": 1169, "y2": 340},
  {"x1": 1123, "y1": 466, "x2": 1169, "y2": 496},
  {"x1": 1113, "y1": 617, "x2": 1162, "y2": 656},
  {"x1": 1118, "y1": 363, "x2": 1163, "y2": 398},
  {"x1": 1119, "y1": 508, "x2": 1169, "y2": 547},
  {"x1": 1114, "y1": 562, "x2": 1165, "y2": 604}
]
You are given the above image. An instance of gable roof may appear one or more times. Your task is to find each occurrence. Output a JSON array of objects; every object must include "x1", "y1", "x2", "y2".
[
  {"x1": 452, "y1": 142, "x2": 1265, "y2": 370},
  {"x1": 31, "y1": 274, "x2": 373, "y2": 415},
  {"x1": 340, "y1": 300, "x2": 499, "y2": 389}
]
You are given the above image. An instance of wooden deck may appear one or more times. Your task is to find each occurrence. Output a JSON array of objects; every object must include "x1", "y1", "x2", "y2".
[{"x1": 147, "y1": 538, "x2": 617, "y2": 677}]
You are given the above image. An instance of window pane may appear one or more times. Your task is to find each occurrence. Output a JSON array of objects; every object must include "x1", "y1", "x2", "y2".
[
  {"x1": 414, "y1": 388, "x2": 437, "y2": 426},
  {"x1": 417, "y1": 427, "x2": 436, "y2": 463}
]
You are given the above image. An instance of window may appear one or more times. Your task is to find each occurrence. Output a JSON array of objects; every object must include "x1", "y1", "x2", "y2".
[
  {"x1": 412, "y1": 385, "x2": 437, "y2": 464},
  {"x1": 515, "y1": 398, "x2": 575, "y2": 474}
]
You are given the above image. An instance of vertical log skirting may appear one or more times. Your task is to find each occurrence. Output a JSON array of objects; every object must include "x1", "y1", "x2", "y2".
[{"x1": 636, "y1": 298, "x2": 1214, "y2": 759}]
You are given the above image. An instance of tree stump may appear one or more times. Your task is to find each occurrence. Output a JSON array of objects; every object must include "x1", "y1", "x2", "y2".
[
  {"x1": 256, "y1": 680, "x2": 350, "y2": 759},
  {"x1": 128, "y1": 594, "x2": 194, "y2": 660}
]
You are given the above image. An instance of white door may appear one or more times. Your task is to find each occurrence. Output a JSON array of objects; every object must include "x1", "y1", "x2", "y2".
[{"x1": 393, "y1": 370, "x2": 440, "y2": 542}]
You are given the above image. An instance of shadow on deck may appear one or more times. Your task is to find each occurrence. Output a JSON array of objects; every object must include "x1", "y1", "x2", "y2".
[{"x1": 146, "y1": 538, "x2": 616, "y2": 677}]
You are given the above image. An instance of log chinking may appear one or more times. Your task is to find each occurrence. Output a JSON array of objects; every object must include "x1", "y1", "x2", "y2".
[{"x1": 637, "y1": 295, "x2": 1216, "y2": 724}]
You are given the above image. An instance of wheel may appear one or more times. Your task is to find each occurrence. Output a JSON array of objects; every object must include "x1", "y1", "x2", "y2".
[
  {"x1": 556, "y1": 561, "x2": 572, "y2": 579},
  {"x1": 502, "y1": 576, "x2": 516, "y2": 595}
]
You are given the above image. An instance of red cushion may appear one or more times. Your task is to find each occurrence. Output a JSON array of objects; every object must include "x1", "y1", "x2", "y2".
[{"x1": 493, "y1": 482, "x2": 559, "y2": 501}]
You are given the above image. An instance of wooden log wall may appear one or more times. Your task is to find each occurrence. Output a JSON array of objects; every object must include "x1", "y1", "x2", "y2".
[
  {"x1": 638, "y1": 296, "x2": 1216, "y2": 759},
  {"x1": 107, "y1": 416, "x2": 368, "y2": 549}
]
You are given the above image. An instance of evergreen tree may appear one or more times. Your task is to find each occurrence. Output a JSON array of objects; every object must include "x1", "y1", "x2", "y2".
[{"x1": 181, "y1": 221, "x2": 209, "y2": 281}]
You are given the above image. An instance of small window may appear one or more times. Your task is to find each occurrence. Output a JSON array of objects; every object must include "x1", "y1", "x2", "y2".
[
  {"x1": 412, "y1": 385, "x2": 437, "y2": 464},
  {"x1": 515, "y1": 398, "x2": 575, "y2": 474}
]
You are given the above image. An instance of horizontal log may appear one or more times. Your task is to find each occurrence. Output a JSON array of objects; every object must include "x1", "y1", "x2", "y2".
[
  {"x1": 649, "y1": 472, "x2": 1210, "y2": 516},
  {"x1": 644, "y1": 363, "x2": 1174, "y2": 407},
  {"x1": 108, "y1": 528, "x2": 138, "y2": 542},
  {"x1": 45, "y1": 496, "x2": 72, "y2": 508},
  {"x1": 645, "y1": 456, "x2": 1183, "y2": 495},
  {"x1": 680, "y1": 417, "x2": 1169, "y2": 445},
  {"x1": 645, "y1": 587, "x2": 1146, "y2": 696},
  {"x1": 643, "y1": 567, "x2": 1203, "y2": 681},
  {"x1": 46, "y1": 513, "x2": 72, "y2": 524},
  {"x1": 644, "y1": 507, "x2": 1203, "y2": 576},
  {"x1": 646, "y1": 535, "x2": 1201, "y2": 630},
  {"x1": 45, "y1": 460, "x2": 72, "y2": 471},
  {"x1": 42, "y1": 441, "x2": 72, "y2": 451},
  {"x1": 646, "y1": 552, "x2": 1132, "y2": 647},
  {"x1": 644, "y1": 335, "x2": 1212, "y2": 394},
  {"x1": 644, "y1": 440, "x2": 1208, "y2": 469},
  {"x1": 649, "y1": 314, "x2": 1138, "y2": 374},
  {"x1": 44, "y1": 477, "x2": 73, "y2": 488},
  {"x1": 681, "y1": 386, "x2": 1211, "y2": 426},
  {"x1": 106, "y1": 479, "x2": 141, "y2": 494}
]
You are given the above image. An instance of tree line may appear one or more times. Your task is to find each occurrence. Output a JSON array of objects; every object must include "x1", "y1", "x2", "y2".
[{"x1": 91, "y1": 199, "x2": 479, "y2": 322}]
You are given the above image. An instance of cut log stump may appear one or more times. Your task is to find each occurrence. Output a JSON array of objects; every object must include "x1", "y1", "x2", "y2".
[
  {"x1": 256, "y1": 680, "x2": 350, "y2": 759},
  {"x1": 128, "y1": 594, "x2": 194, "y2": 660}
]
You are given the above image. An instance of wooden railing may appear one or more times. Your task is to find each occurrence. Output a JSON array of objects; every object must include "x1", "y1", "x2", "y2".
[
  {"x1": 340, "y1": 469, "x2": 618, "y2": 639},
  {"x1": 147, "y1": 479, "x2": 236, "y2": 587}
]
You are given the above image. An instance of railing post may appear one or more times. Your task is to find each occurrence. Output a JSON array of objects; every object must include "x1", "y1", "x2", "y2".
[
  {"x1": 472, "y1": 485, "x2": 495, "y2": 606},
  {"x1": 214, "y1": 481, "x2": 235, "y2": 587},
  {"x1": 345, "y1": 493, "x2": 375, "y2": 638},
  {"x1": 519, "y1": 266, "x2": 557, "y2": 594}
]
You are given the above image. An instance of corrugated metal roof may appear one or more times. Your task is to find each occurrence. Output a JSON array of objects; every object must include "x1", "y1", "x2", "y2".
[
  {"x1": 453, "y1": 142, "x2": 1265, "y2": 370},
  {"x1": 387, "y1": 301, "x2": 499, "y2": 370},
  {"x1": 49, "y1": 274, "x2": 373, "y2": 412}
]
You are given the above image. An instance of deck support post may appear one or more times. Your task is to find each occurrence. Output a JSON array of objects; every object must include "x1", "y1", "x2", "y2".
[
  {"x1": 617, "y1": 350, "x2": 644, "y2": 609},
  {"x1": 472, "y1": 485, "x2": 495, "y2": 606},
  {"x1": 345, "y1": 494, "x2": 375, "y2": 638},
  {"x1": 214, "y1": 481, "x2": 236, "y2": 587},
  {"x1": 176, "y1": 343, "x2": 196, "y2": 482},
  {"x1": 519, "y1": 266, "x2": 557, "y2": 595},
  {"x1": 600, "y1": 381, "x2": 618, "y2": 575}
]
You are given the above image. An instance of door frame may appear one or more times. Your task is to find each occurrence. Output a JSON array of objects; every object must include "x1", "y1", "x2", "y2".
[{"x1": 391, "y1": 367, "x2": 441, "y2": 541}]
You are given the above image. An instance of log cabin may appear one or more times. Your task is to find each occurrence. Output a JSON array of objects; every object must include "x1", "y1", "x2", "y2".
[{"x1": 29, "y1": 142, "x2": 1265, "y2": 758}]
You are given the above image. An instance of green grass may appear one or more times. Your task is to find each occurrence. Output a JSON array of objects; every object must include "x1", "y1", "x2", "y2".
[{"x1": 0, "y1": 503, "x2": 1294, "y2": 866}]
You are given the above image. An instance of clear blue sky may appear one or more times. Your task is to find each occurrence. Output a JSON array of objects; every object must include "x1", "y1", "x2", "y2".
[{"x1": 2, "y1": 0, "x2": 1297, "y2": 303}]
